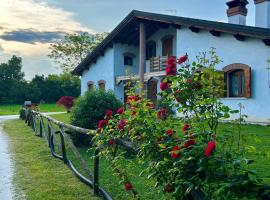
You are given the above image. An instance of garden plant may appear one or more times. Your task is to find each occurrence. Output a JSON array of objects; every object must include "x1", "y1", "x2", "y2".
[{"x1": 92, "y1": 48, "x2": 270, "y2": 200}]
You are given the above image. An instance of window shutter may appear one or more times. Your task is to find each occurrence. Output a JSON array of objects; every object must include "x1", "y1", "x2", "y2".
[{"x1": 244, "y1": 67, "x2": 251, "y2": 98}]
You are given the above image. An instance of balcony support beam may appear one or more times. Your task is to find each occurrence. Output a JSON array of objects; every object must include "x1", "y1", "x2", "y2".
[{"x1": 139, "y1": 22, "x2": 146, "y2": 89}]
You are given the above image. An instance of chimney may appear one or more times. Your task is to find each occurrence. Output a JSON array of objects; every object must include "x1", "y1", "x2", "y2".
[
  {"x1": 226, "y1": 0, "x2": 249, "y2": 25},
  {"x1": 254, "y1": 0, "x2": 270, "y2": 28}
]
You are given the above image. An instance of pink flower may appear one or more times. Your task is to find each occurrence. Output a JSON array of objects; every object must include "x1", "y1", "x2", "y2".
[
  {"x1": 177, "y1": 54, "x2": 188, "y2": 65},
  {"x1": 98, "y1": 120, "x2": 107, "y2": 129},
  {"x1": 124, "y1": 182, "x2": 133, "y2": 191},
  {"x1": 170, "y1": 145, "x2": 181, "y2": 159},
  {"x1": 165, "y1": 129, "x2": 174, "y2": 137},
  {"x1": 117, "y1": 119, "x2": 127, "y2": 130},
  {"x1": 117, "y1": 107, "x2": 124, "y2": 115},
  {"x1": 160, "y1": 82, "x2": 169, "y2": 91},
  {"x1": 205, "y1": 141, "x2": 216, "y2": 157}
]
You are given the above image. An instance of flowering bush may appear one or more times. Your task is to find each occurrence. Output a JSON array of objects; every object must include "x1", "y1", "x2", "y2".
[
  {"x1": 92, "y1": 49, "x2": 270, "y2": 199},
  {"x1": 57, "y1": 96, "x2": 75, "y2": 112}
]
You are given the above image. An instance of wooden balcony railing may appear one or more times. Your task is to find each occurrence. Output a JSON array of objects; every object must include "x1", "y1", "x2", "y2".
[{"x1": 150, "y1": 56, "x2": 168, "y2": 72}]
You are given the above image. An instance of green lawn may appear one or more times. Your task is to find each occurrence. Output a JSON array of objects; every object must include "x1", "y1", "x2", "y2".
[
  {"x1": 7, "y1": 113, "x2": 270, "y2": 200},
  {"x1": 3, "y1": 119, "x2": 99, "y2": 200},
  {"x1": 51, "y1": 113, "x2": 270, "y2": 198},
  {"x1": 0, "y1": 103, "x2": 65, "y2": 115}
]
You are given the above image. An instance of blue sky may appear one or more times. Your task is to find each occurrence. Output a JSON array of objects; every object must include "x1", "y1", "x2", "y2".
[{"x1": 0, "y1": 0, "x2": 257, "y2": 79}]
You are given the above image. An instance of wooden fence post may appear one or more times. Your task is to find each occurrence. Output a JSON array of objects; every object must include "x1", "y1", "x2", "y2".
[{"x1": 93, "y1": 148, "x2": 100, "y2": 196}]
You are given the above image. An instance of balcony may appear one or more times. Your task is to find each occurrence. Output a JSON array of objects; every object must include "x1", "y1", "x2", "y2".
[
  {"x1": 150, "y1": 56, "x2": 168, "y2": 72},
  {"x1": 116, "y1": 56, "x2": 169, "y2": 85}
]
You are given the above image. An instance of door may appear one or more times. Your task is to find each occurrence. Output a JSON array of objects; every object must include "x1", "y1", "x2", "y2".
[
  {"x1": 147, "y1": 79, "x2": 158, "y2": 106},
  {"x1": 162, "y1": 37, "x2": 173, "y2": 57}
]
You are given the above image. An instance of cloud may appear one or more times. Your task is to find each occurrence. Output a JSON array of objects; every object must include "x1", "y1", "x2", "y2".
[
  {"x1": 0, "y1": 0, "x2": 94, "y2": 57},
  {"x1": 0, "y1": 0, "x2": 93, "y2": 34},
  {"x1": 0, "y1": 29, "x2": 65, "y2": 44},
  {"x1": 0, "y1": 0, "x2": 96, "y2": 79}
]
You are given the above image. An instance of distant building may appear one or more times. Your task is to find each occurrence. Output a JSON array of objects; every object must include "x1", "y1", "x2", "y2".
[{"x1": 73, "y1": 0, "x2": 270, "y2": 124}]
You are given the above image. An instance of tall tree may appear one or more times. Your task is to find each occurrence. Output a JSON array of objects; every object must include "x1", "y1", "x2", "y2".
[
  {"x1": 48, "y1": 32, "x2": 108, "y2": 72},
  {"x1": 0, "y1": 55, "x2": 25, "y2": 103}
]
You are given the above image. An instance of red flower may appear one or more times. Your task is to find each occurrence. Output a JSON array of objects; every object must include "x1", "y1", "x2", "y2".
[
  {"x1": 147, "y1": 102, "x2": 155, "y2": 109},
  {"x1": 211, "y1": 134, "x2": 217, "y2": 139},
  {"x1": 157, "y1": 137, "x2": 164, "y2": 144},
  {"x1": 166, "y1": 57, "x2": 177, "y2": 76},
  {"x1": 157, "y1": 108, "x2": 167, "y2": 119},
  {"x1": 124, "y1": 182, "x2": 133, "y2": 191},
  {"x1": 205, "y1": 141, "x2": 216, "y2": 157},
  {"x1": 98, "y1": 120, "x2": 107, "y2": 129},
  {"x1": 117, "y1": 107, "x2": 124, "y2": 115},
  {"x1": 126, "y1": 95, "x2": 141, "y2": 105},
  {"x1": 164, "y1": 184, "x2": 174, "y2": 193},
  {"x1": 182, "y1": 124, "x2": 190, "y2": 133},
  {"x1": 165, "y1": 129, "x2": 174, "y2": 137},
  {"x1": 131, "y1": 106, "x2": 137, "y2": 115},
  {"x1": 170, "y1": 145, "x2": 181, "y2": 159},
  {"x1": 117, "y1": 119, "x2": 127, "y2": 130},
  {"x1": 160, "y1": 82, "x2": 169, "y2": 91},
  {"x1": 105, "y1": 109, "x2": 113, "y2": 118},
  {"x1": 108, "y1": 139, "x2": 116, "y2": 146},
  {"x1": 177, "y1": 54, "x2": 188, "y2": 65},
  {"x1": 184, "y1": 139, "x2": 195, "y2": 149}
]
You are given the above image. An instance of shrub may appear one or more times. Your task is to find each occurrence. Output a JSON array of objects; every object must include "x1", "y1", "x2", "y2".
[
  {"x1": 57, "y1": 96, "x2": 75, "y2": 112},
  {"x1": 19, "y1": 108, "x2": 26, "y2": 120},
  {"x1": 70, "y1": 89, "x2": 122, "y2": 146}
]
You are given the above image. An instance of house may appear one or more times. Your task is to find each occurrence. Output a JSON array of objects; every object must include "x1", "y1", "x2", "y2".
[{"x1": 73, "y1": 0, "x2": 270, "y2": 124}]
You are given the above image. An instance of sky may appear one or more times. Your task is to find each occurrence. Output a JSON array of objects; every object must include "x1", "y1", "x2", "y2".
[{"x1": 0, "y1": 0, "x2": 257, "y2": 80}]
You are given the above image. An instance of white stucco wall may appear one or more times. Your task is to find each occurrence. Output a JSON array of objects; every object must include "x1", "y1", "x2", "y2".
[
  {"x1": 176, "y1": 28, "x2": 270, "y2": 122},
  {"x1": 255, "y1": 1, "x2": 270, "y2": 28},
  {"x1": 80, "y1": 24, "x2": 270, "y2": 122},
  {"x1": 81, "y1": 48, "x2": 114, "y2": 94},
  {"x1": 113, "y1": 43, "x2": 139, "y2": 102}
]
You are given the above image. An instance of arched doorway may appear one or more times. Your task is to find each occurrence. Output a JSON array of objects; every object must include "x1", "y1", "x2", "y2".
[{"x1": 147, "y1": 78, "x2": 158, "y2": 106}]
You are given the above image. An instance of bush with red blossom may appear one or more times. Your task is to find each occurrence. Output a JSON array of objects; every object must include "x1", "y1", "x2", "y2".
[
  {"x1": 91, "y1": 49, "x2": 269, "y2": 200},
  {"x1": 56, "y1": 96, "x2": 75, "y2": 112}
]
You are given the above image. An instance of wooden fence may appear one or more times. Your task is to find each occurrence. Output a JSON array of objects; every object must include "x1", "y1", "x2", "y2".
[{"x1": 23, "y1": 109, "x2": 137, "y2": 200}]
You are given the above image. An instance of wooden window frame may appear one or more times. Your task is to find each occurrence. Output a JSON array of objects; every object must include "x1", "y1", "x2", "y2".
[
  {"x1": 161, "y1": 35, "x2": 173, "y2": 57},
  {"x1": 223, "y1": 63, "x2": 251, "y2": 98}
]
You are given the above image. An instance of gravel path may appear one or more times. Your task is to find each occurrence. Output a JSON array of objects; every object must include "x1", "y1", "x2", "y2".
[
  {"x1": 0, "y1": 112, "x2": 64, "y2": 200},
  {"x1": 0, "y1": 116, "x2": 17, "y2": 200}
]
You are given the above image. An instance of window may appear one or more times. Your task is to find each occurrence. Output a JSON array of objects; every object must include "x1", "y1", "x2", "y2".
[
  {"x1": 87, "y1": 81, "x2": 94, "y2": 91},
  {"x1": 124, "y1": 56, "x2": 133, "y2": 66},
  {"x1": 162, "y1": 35, "x2": 173, "y2": 57},
  {"x1": 229, "y1": 70, "x2": 245, "y2": 97},
  {"x1": 98, "y1": 80, "x2": 106, "y2": 90},
  {"x1": 146, "y1": 41, "x2": 156, "y2": 60},
  {"x1": 123, "y1": 52, "x2": 135, "y2": 66},
  {"x1": 223, "y1": 63, "x2": 251, "y2": 98}
]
